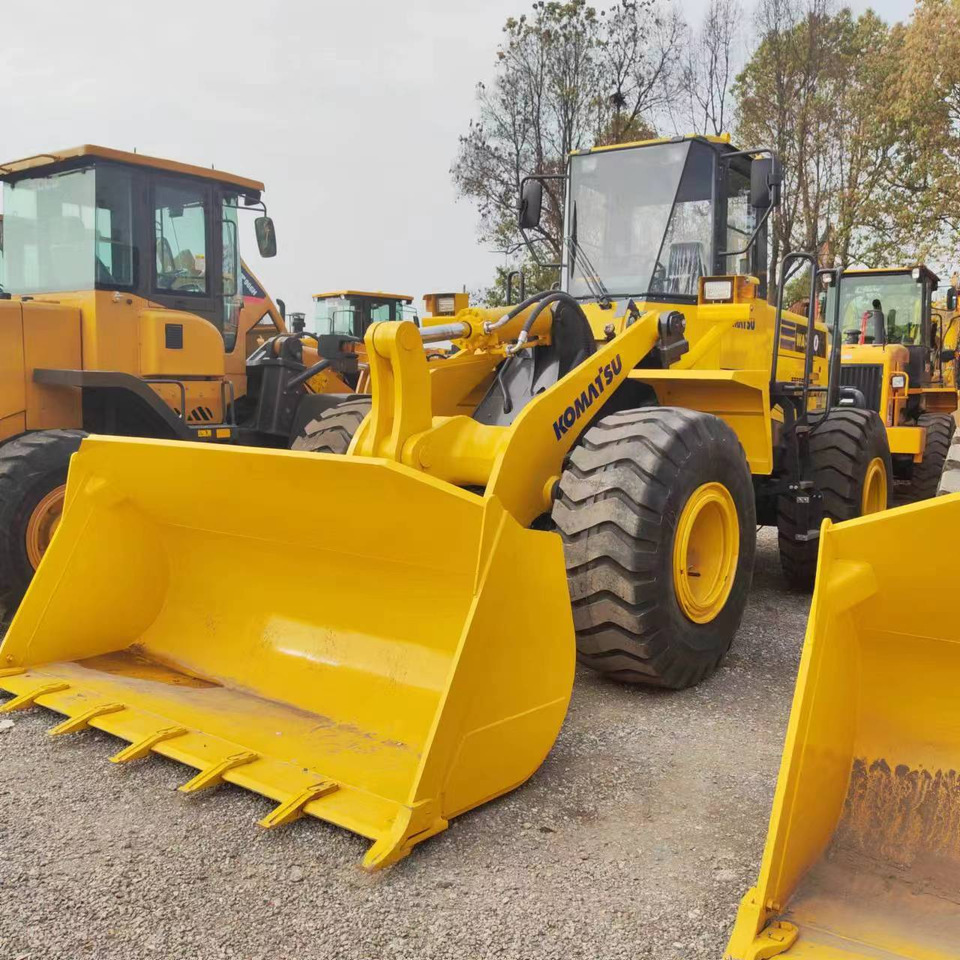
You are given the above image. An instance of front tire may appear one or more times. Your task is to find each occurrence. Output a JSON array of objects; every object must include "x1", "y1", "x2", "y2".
[
  {"x1": 0, "y1": 429, "x2": 86, "y2": 612},
  {"x1": 937, "y1": 420, "x2": 960, "y2": 495},
  {"x1": 290, "y1": 398, "x2": 372, "y2": 454},
  {"x1": 552, "y1": 407, "x2": 756, "y2": 689},
  {"x1": 777, "y1": 408, "x2": 891, "y2": 590}
]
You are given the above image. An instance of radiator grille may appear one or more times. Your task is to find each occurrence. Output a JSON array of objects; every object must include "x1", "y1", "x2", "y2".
[{"x1": 839, "y1": 363, "x2": 883, "y2": 412}]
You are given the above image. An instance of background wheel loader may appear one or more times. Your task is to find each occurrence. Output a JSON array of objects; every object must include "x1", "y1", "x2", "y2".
[
  {"x1": 0, "y1": 135, "x2": 892, "y2": 868},
  {"x1": 832, "y1": 266, "x2": 957, "y2": 502},
  {"x1": 0, "y1": 145, "x2": 397, "y2": 609},
  {"x1": 933, "y1": 278, "x2": 960, "y2": 494},
  {"x1": 725, "y1": 495, "x2": 960, "y2": 960}
]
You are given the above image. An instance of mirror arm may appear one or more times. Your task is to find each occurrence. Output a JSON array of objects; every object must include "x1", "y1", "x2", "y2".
[{"x1": 239, "y1": 199, "x2": 268, "y2": 217}]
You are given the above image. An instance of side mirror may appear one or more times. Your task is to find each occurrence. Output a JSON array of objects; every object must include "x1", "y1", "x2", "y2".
[
  {"x1": 255, "y1": 216, "x2": 277, "y2": 258},
  {"x1": 519, "y1": 179, "x2": 543, "y2": 231},
  {"x1": 277, "y1": 297, "x2": 286, "y2": 320},
  {"x1": 751, "y1": 156, "x2": 782, "y2": 209},
  {"x1": 948, "y1": 287, "x2": 957, "y2": 311}
]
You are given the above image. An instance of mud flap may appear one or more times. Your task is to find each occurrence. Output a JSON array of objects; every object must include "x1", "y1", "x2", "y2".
[
  {"x1": 0, "y1": 435, "x2": 575, "y2": 869},
  {"x1": 726, "y1": 495, "x2": 960, "y2": 959}
]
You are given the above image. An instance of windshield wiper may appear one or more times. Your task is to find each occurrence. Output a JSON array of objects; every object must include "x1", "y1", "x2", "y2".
[{"x1": 566, "y1": 231, "x2": 612, "y2": 308}]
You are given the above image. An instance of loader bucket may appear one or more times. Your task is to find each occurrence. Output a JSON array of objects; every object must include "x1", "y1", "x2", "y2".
[
  {"x1": 0, "y1": 436, "x2": 574, "y2": 869},
  {"x1": 726, "y1": 496, "x2": 960, "y2": 960}
]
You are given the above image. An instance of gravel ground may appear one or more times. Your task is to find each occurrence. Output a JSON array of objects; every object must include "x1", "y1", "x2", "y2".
[{"x1": 0, "y1": 529, "x2": 810, "y2": 960}]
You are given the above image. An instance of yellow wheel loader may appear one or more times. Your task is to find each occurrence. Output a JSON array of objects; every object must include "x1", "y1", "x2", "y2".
[
  {"x1": 0, "y1": 135, "x2": 891, "y2": 868},
  {"x1": 313, "y1": 289, "x2": 419, "y2": 335},
  {"x1": 833, "y1": 267, "x2": 957, "y2": 502},
  {"x1": 934, "y1": 279, "x2": 960, "y2": 493},
  {"x1": 726, "y1": 496, "x2": 960, "y2": 960},
  {"x1": 0, "y1": 145, "x2": 384, "y2": 608}
]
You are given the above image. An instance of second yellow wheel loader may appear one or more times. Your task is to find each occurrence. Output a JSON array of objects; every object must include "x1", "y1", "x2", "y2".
[
  {"x1": 0, "y1": 135, "x2": 892, "y2": 868},
  {"x1": 833, "y1": 266, "x2": 957, "y2": 502},
  {"x1": 0, "y1": 145, "x2": 379, "y2": 609}
]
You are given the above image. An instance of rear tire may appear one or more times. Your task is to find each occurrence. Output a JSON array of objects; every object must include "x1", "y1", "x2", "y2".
[
  {"x1": 898, "y1": 413, "x2": 955, "y2": 502},
  {"x1": 552, "y1": 407, "x2": 756, "y2": 689},
  {"x1": 777, "y1": 409, "x2": 891, "y2": 590},
  {"x1": 0, "y1": 429, "x2": 87, "y2": 613},
  {"x1": 937, "y1": 422, "x2": 960, "y2": 495},
  {"x1": 291, "y1": 398, "x2": 372, "y2": 454}
]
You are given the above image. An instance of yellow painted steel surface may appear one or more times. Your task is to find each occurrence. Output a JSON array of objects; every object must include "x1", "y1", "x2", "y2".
[
  {"x1": 885, "y1": 425, "x2": 925, "y2": 458},
  {"x1": 0, "y1": 435, "x2": 575, "y2": 870},
  {"x1": 726, "y1": 497, "x2": 960, "y2": 959}
]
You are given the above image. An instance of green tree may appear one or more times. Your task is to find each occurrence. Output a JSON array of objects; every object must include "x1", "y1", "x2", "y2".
[
  {"x1": 859, "y1": 0, "x2": 960, "y2": 267},
  {"x1": 734, "y1": 0, "x2": 896, "y2": 297}
]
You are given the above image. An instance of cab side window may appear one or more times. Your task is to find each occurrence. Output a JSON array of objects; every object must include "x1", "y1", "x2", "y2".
[
  {"x1": 369, "y1": 300, "x2": 395, "y2": 322},
  {"x1": 154, "y1": 183, "x2": 207, "y2": 294}
]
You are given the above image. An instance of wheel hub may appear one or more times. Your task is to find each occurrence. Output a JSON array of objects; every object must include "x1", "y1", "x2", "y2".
[
  {"x1": 673, "y1": 482, "x2": 740, "y2": 624},
  {"x1": 861, "y1": 457, "x2": 887, "y2": 514},
  {"x1": 25, "y1": 485, "x2": 66, "y2": 570}
]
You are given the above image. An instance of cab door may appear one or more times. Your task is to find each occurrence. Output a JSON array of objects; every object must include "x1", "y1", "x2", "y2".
[
  {"x1": 149, "y1": 176, "x2": 221, "y2": 327},
  {"x1": 139, "y1": 175, "x2": 226, "y2": 380}
]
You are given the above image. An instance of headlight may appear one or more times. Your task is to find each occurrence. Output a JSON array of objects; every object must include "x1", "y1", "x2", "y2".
[
  {"x1": 891, "y1": 374, "x2": 907, "y2": 390},
  {"x1": 703, "y1": 279, "x2": 734, "y2": 302}
]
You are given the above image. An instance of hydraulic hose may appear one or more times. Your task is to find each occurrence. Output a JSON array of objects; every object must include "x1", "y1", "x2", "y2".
[
  {"x1": 483, "y1": 289, "x2": 557, "y2": 334},
  {"x1": 507, "y1": 290, "x2": 583, "y2": 354}
]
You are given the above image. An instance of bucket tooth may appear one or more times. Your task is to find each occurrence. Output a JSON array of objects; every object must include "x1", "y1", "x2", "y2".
[
  {"x1": 110, "y1": 726, "x2": 188, "y2": 764},
  {"x1": 0, "y1": 668, "x2": 26, "y2": 679},
  {"x1": 259, "y1": 781, "x2": 339, "y2": 830},
  {"x1": 179, "y1": 751, "x2": 259, "y2": 793},
  {"x1": 48, "y1": 702, "x2": 125, "y2": 736},
  {"x1": 0, "y1": 681, "x2": 70, "y2": 712}
]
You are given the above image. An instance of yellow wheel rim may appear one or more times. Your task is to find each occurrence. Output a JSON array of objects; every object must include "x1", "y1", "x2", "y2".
[
  {"x1": 25, "y1": 484, "x2": 66, "y2": 570},
  {"x1": 861, "y1": 457, "x2": 887, "y2": 514},
  {"x1": 673, "y1": 481, "x2": 740, "y2": 624}
]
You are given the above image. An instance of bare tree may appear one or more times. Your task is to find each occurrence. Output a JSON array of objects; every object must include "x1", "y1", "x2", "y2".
[
  {"x1": 679, "y1": 0, "x2": 744, "y2": 136},
  {"x1": 452, "y1": 0, "x2": 683, "y2": 297}
]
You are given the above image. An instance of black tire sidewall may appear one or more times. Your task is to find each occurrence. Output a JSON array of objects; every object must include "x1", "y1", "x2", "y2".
[
  {"x1": 0, "y1": 430, "x2": 86, "y2": 610},
  {"x1": 840, "y1": 412, "x2": 893, "y2": 518},
  {"x1": 290, "y1": 399, "x2": 372, "y2": 454}
]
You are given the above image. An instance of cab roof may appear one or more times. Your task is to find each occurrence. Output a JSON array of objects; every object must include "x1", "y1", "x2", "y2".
[
  {"x1": 0, "y1": 145, "x2": 264, "y2": 195},
  {"x1": 575, "y1": 133, "x2": 734, "y2": 156},
  {"x1": 842, "y1": 265, "x2": 940, "y2": 287},
  {"x1": 313, "y1": 290, "x2": 413, "y2": 302}
]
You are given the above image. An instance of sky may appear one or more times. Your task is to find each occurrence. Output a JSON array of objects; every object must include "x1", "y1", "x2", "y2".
[{"x1": 0, "y1": 0, "x2": 919, "y2": 316}]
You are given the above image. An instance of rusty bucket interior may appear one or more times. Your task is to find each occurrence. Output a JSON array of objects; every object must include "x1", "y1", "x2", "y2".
[{"x1": 727, "y1": 495, "x2": 960, "y2": 959}]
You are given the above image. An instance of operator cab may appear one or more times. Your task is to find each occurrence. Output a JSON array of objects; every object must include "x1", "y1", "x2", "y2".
[
  {"x1": 833, "y1": 267, "x2": 937, "y2": 349},
  {"x1": 312, "y1": 290, "x2": 418, "y2": 339},
  {"x1": 0, "y1": 145, "x2": 277, "y2": 352},
  {"x1": 833, "y1": 267, "x2": 939, "y2": 392},
  {"x1": 519, "y1": 135, "x2": 780, "y2": 304}
]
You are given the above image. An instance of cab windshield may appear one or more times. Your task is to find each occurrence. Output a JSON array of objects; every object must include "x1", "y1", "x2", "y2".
[
  {"x1": 1, "y1": 166, "x2": 135, "y2": 295},
  {"x1": 832, "y1": 274, "x2": 926, "y2": 346},
  {"x1": 313, "y1": 295, "x2": 413, "y2": 337},
  {"x1": 314, "y1": 296, "x2": 359, "y2": 336},
  {"x1": 566, "y1": 140, "x2": 715, "y2": 299}
]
